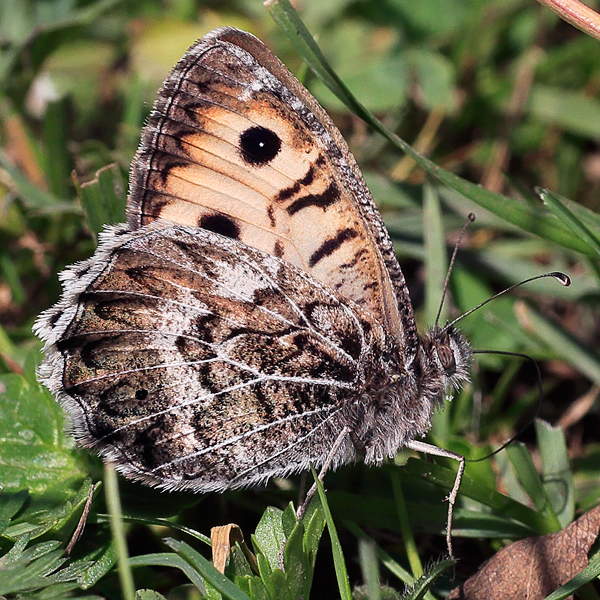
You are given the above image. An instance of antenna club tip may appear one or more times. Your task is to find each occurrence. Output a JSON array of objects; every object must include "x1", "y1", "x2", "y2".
[
  {"x1": 551, "y1": 272, "x2": 571, "y2": 286},
  {"x1": 467, "y1": 212, "x2": 476, "y2": 222}
]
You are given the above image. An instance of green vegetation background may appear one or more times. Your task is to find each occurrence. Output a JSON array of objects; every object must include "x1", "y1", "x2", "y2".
[{"x1": 1, "y1": 0, "x2": 600, "y2": 598}]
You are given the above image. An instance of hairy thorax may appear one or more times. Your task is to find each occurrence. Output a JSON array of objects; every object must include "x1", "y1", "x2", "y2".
[{"x1": 344, "y1": 325, "x2": 471, "y2": 466}]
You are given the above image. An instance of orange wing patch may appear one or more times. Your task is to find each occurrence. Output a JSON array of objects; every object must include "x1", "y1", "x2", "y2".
[{"x1": 128, "y1": 31, "x2": 407, "y2": 336}]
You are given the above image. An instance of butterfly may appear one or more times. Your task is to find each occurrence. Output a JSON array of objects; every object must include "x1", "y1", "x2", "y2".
[{"x1": 35, "y1": 27, "x2": 471, "y2": 513}]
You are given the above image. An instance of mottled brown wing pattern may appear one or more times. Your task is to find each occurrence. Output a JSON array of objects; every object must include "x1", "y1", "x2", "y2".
[
  {"x1": 36, "y1": 224, "x2": 388, "y2": 491},
  {"x1": 128, "y1": 28, "x2": 418, "y2": 355}
]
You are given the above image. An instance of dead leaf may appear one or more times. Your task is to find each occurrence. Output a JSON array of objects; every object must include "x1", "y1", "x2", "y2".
[
  {"x1": 449, "y1": 504, "x2": 600, "y2": 600},
  {"x1": 210, "y1": 523, "x2": 258, "y2": 574}
]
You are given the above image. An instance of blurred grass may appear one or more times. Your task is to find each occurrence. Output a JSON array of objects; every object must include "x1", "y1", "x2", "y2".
[{"x1": 1, "y1": 0, "x2": 600, "y2": 598}]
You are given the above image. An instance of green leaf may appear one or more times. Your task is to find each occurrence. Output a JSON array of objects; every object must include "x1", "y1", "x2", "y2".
[
  {"x1": 0, "y1": 536, "x2": 99, "y2": 598},
  {"x1": 104, "y1": 463, "x2": 135, "y2": 600},
  {"x1": 0, "y1": 373, "x2": 88, "y2": 498},
  {"x1": 2, "y1": 477, "x2": 96, "y2": 544},
  {"x1": 116, "y1": 514, "x2": 210, "y2": 546},
  {"x1": 255, "y1": 552, "x2": 274, "y2": 596},
  {"x1": 405, "y1": 48, "x2": 458, "y2": 114},
  {"x1": 281, "y1": 502, "x2": 298, "y2": 539},
  {"x1": 247, "y1": 576, "x2": 269, "y2": 600},
  {"x1": 252, "y1": 506, "x2": 285, "y2": 572},
  {"x1": 308, "y1": 21, "x2": 408, "y2": 113},
  {"x1": 529, "y1": 85, "x2": 600, "y2": 139},
  {"x1": 0, "y1": 0, "x2": 121, "y2": 79},
  {"x1": 78, "y1": 543, "x2": 117, "y2": 589},
  {"x1": 389, "y1": 473, "x2": 423, "y2": 580},
  {"x1": 402, "y1": 458, "x2": 549, "y2": 534},
  {"x1": 43, "y1": 99, "x2": 70, "y2": 199},
  {"x1": 535, "y1": 420, "x2": 574, "y2": 528},
  {"x1": 344, "y1": 521, "x2": 436, "y2": 598},
  {"x1": 227, "y1": 544, "x2": 254, "y2": 580},
  {"x1": 0, "y1": 490, "x2": 28, "y2": 534},
  {"x1": 282, "y1": 519, "x2": 309, "y2": 599},
  {"x1": 425, "y1": 183, "x2": 450, "y2": 442},
  {"x1": 450, "y1": 267, "x2": 521, "y2": 363},
  {"x1": 205, "y1": 579, "x2": 225, "y2": 600},
  {"x1": 303, "y1": 506, "x2": 325, "y2": 569},
  {"x1": 423, "y1": 182, "x2": 447, "y2": 327},
  {"x1": 402, "y1": 557, "x2": 455, "y2": 600},
  {"x1": 136, "y1": 590, "x2": 168, "y2": 600},
  {"x1": 358, "y1": 537, "x2": 380, "y2": 600},
  {"x1": 386, "y1": 0, "x2": 468, "y2": 35},
  {"x1": 270, "y1": 568, "x2": 291, "y2": 600},
  {"x1": 0, "y1": 148, "x2": 78, "y2": 215}
]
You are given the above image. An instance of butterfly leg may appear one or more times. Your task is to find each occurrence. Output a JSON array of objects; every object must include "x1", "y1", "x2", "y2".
[
  {"x1": 404, "y1": 439, "x2": 465, "y2": 559},
  {"x1": 296, "y1": 425, "x2": 352, "y2": 521}
]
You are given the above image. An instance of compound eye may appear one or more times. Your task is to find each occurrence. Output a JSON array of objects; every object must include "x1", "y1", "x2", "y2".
[{"x1": 437, "y1": 344, "x2": 456, "y2": 375}]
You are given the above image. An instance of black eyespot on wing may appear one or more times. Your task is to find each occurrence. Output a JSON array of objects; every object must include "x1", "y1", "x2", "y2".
[
  {"x1": 239, "y1": 126, "x2": 281, "y2": 165},
  {"x1": 199, "y1": 214, "x2": 240, "y2": 239},
  {"x1": 135, "y1": 389, "x2": 148, "y2": 400}
]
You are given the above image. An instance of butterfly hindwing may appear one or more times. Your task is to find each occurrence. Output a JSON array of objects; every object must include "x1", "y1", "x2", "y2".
[{"x1": 37, "y1": 224, "x2": 389, "y2": 491}]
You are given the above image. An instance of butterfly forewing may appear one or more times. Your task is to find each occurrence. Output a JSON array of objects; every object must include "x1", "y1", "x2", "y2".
[
  {"x1": 38, "y1": 224, "x2": 387, "y2": 491},
  {"x1": 128, "y1": 28, "x2": 417, "y2": 353}
]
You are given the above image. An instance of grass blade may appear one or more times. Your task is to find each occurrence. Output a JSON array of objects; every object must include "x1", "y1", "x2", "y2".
[
  {"x1": 539, "y1": 189, "x2": 600, "y2": 257},
  {"x1": 542, "y1": 548, "x2": 600, "y2": 600},
  {"x1": 390, "y1": 472, "x2": 423, "y2": 579},
  {"x1": 73, "y1": 163, "x2": 127, "y2": 241},
  {"x1": 516, "y1": 303, "x2": 600, "y2": 386},
  {"x1": 358, "y1": 538, "x2": 380, "y2": 600},
  {"x1": 104, "y1": 463, "x2": 135, "y2": 600},
  {"x1": 403, "y1": 458, "x2": 550, "y2": 534},
  {"x1": 423, "y1": 181, "x2": 447, "y2": 326},
  {"x1": 505, "y1": 444, "x2": 561, "y2": 534},
  {"x1": 129, "y1": 553, "x2": 207, "y2": 593},
  {"x1": 310, "y1": 466, "x2": 352, "y2": 600},
  {"x1": 164, "y1": 539, "x2": 252, "y2": 600}
]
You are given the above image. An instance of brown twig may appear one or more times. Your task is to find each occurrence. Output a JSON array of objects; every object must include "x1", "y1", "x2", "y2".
[{"x1": 537, "y1": 0, "x2": 600, "y2": 40}]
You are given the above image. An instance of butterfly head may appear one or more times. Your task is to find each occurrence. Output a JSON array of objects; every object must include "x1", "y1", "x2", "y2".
[{"x1": 417, "y1": 325, "x2": 472, "y2": 402}]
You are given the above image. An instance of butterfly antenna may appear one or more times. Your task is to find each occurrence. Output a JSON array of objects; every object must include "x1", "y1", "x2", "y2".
[
  {"x1": 434, "y1": 213, "x2": 476, "y2": 329},
  {"x1": 443, "y1": 271, "x2": 571, "y2": 332},
  {"x1": 468, "y1": 349, "x2": 543, "y2": 462},
  {"x1": 449, "y1": 273, "x2": 570, "y2": 459}
]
